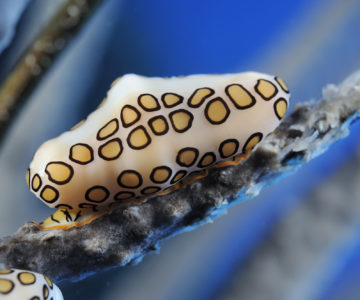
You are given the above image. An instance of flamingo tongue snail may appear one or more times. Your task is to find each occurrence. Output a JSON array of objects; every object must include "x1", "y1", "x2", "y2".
[
  {"x1": 26, "y1": 72, "x2": 290, "y2": 230},
  {"x1": 0, "y1": 269, "x2": 63, "y2": 299}
]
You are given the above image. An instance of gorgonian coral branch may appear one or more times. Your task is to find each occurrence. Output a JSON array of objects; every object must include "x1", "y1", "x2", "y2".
[
  {"x1": 0, "y1": 70, "x2": 359, "y2": 281},
  {"x1": 0, "y1": 0, "x2": 103, "y2": 140}
]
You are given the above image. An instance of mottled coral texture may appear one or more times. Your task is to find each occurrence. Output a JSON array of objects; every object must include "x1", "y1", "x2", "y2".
[{"x1": 0, "y1": 71, "x2": 360, "y2": 281}]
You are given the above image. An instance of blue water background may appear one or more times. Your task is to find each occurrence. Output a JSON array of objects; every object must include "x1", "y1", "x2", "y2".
[{"x1": 1, "y1": 0, "x2": 360, "y2": 299}]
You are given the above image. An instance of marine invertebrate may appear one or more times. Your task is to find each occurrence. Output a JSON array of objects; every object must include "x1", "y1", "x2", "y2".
[
  {"x1": 0, "y1": 268, "x2": 63, "y2": 299},
  {"x1": 27, "y1": 72, "x2": 289, "y2": 230}
]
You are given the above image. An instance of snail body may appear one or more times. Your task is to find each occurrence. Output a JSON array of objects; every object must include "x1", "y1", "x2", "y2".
[{"x1": 27, "y1": 72, "x2": 289, "y2": 230}]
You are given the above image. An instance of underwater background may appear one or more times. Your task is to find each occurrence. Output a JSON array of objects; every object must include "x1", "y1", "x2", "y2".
[{"x1": 1, "y1": 0, "x2": 360, "y2": 299}]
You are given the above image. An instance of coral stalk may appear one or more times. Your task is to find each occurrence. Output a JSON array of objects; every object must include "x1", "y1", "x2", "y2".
[{"x1": 0, "y1": 0, "x2": 103, "y2": 140}]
